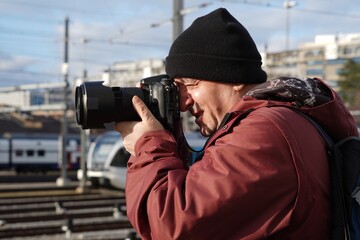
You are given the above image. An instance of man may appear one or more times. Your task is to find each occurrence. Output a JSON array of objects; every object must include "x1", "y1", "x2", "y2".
[{"x1": 115, "y1": 8, "x2": 358, "y2": 239}]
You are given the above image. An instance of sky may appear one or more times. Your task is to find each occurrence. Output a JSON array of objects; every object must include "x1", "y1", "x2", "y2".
[{"x1": 0, "y1": 0, "x2": 359, "y2": 87}]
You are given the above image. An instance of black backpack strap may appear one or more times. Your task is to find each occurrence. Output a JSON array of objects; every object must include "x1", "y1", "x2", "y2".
[
  {"x1": 336, "y1": 137, "x2": 360, "y2": 223},
  {"x1": 283, "y1": 107, "x2": 351, "y2": 240}
]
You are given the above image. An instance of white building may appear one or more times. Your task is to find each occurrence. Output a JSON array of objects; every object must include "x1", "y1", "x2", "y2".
[
  {"x1": 102, "y1": 58, "x2": 165, "y2": 87},
  {"x1": 264, "y1": 33, "x2": 360, "y2": 89}
]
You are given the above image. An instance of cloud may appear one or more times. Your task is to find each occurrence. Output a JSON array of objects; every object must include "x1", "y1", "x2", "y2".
[
  {"x1": 0, "y1": 52, "x2": 34, "y2": 70},
  {"x1": 59, "y1": 15, "x2": 172, "y2": 79}
]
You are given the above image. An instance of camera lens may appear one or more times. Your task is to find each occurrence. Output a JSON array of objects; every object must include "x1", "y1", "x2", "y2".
[
  {"x1": 112, "y1": 86, "x2": 146, "y2": 122},
  {"x1": 75, "y1": 74, "x2": 179, "y2": 130},
  {"x1": 75, "y1": 86, "x2": 84, "y2": 125},
  {"x1": 75, "y1": 81, "x2": 146, "y2": 129}
]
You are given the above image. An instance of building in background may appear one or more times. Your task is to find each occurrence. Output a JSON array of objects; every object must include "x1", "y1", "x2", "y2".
[
  {"x1": 101, "y1": 58, "x2": 165, "y2": 87},
  {"x1": 264, "y1": 33, "x2": 360, "y2": 90}
]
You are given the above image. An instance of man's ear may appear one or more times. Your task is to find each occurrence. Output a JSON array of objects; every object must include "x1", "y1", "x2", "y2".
[{"x1": 233, "y1": 84, "x2": 245, "y2": 92}]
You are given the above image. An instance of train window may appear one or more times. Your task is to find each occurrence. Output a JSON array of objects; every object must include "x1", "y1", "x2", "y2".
[
  {"x1": 38, "y1": 150, "x2": 45, "y2": 157},
  {"x1": 26, "y1": 150, "x2": 34, "y2": 157},
  {"x1": 110, "y1": 148, "x2": 130, "y2": 167},
  {"x1": 93, "y1": 144, "x2": 115, "y2": 163},
  {"x1": 15, "y1": 149, "x2": 23, "y2": 156}
]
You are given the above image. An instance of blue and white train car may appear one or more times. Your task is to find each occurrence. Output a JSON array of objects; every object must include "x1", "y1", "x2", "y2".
[
  {"x1": 77, "y1": 131, "x2": 121, "y2": 187},
  {"x1": 0, "y1": 134, "x2": 81, "y2": 173},
  {"x1": 11, "y1": 137, "x2": 58, "y2": 171},
  {"x1": 107, "y1": 131, "x2": 206, "y2": 189},
  {"x1": 78, "y1": 131, "x2": 207, "y2": 190}
]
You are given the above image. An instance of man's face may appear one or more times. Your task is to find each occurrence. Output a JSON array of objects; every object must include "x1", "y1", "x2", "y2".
[{"x1": 174, "y1": 78, "x2": 241, "y2": 136}]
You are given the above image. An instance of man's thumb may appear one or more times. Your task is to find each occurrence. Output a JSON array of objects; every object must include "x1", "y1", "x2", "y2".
[{"x1": 132, "y1": 95, "x2": 153, "y2": 121}]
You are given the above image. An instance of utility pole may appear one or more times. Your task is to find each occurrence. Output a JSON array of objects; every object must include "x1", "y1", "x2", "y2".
[
  {"x1": 76, "y1": 38, "x2": 90, "y2": 193},
  {"x1": 173, "y1": 0, "x2": 191, "y2": 132},
  {"x1": 283, "y1": 0, "x2": 297, "y2": 53},
  {"x1": 57, "y1": 17, "x2": 71, "y2": 187},
  {"x1": 172, "y1": 0, "x2": 211, "y2": 132},
  {"x1": 76, "y1": 69, "x2": 90, "y2": 193},
  {"x1": 173, "y1": 0, "x2": 183, "y2": 40}
]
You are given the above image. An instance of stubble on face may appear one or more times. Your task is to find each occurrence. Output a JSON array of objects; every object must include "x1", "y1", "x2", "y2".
[{"x1": 175, "y1": 78, "x2": 245, "y2": 137}]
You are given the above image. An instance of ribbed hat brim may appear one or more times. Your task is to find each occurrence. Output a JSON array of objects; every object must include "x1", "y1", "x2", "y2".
[{"x1": 166, "y1": 54, "x2": 267, "y2": 83}]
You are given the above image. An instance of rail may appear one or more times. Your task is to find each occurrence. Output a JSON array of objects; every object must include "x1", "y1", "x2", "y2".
[{"x1": 0, "y1": 183, "x2": 138, "y2": 239}]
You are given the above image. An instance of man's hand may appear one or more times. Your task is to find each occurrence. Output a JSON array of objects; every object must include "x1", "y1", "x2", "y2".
[{"x1": 115, "y1": 95, "x2": 164, "y2": 155}]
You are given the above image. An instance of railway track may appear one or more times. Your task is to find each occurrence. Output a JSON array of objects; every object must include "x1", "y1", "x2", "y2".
[{"x1": 0, "y1": 182, "x2": 139, "y2": 240}]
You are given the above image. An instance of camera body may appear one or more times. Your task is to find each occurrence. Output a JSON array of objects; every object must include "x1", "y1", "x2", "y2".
[{"x1": 75, "y1": 74, "x2": 180, "y2": 130}]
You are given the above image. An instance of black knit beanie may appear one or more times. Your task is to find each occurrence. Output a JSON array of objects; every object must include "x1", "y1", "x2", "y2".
[{"x1": 165, "y1": 8, "x2": 267, "y2": 84}]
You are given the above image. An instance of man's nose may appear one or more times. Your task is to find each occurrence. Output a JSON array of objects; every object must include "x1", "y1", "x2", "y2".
[{"x1": 179, "y1": 93, "x2": 193, "y2": 112}]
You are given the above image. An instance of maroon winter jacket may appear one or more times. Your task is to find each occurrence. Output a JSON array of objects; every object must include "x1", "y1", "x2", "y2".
[{"x1": 124, "y1": 77, "x2": 358, "y2": 239}]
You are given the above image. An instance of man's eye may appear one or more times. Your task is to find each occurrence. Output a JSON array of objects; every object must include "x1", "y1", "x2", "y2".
[{"x1": 184, "y1": 81, "x2": 199, "y2": 87}]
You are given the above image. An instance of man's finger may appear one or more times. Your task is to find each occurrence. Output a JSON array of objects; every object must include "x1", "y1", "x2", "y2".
[{"x1": 132, "y1": 95, "x2": 154, "y2": 121}]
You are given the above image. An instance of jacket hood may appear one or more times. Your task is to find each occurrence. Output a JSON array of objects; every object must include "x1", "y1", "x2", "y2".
[
  {"x1": 245, "y1": 77, "x2": 333, "y2": 107},
  {"x1": 235, "y1": 77, "x2": 358, "y2": 141}
]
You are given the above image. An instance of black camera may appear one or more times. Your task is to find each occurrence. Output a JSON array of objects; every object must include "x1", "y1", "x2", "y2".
[{"x1": 75, "y1": 74, "x2": 180, "y2": 130}]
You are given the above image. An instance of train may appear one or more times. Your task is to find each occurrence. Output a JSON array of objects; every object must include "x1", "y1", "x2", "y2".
[
  {"x1": 77, "y1": 131, "x2": 207, "y2": 190},
  {"x1": 0, "y1": 134, "x2": 83, "y2": 173}
]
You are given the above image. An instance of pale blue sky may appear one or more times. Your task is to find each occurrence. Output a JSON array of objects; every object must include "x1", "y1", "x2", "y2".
[{"x1": 0, "y1": 0, "x2": 359, "y2": 86}]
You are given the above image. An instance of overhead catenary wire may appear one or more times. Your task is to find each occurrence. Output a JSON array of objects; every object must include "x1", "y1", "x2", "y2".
[
  {"x1": 0, "y1": 0, "x2": 127, "y2": 21},
  {"x1": 219, "y1": 0, "x2": 360, "y2": 19}
]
